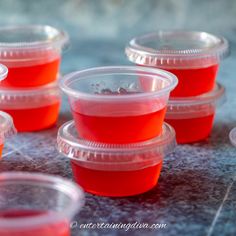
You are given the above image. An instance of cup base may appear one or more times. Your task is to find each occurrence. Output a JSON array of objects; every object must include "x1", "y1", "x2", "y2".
[
  {"x1": 165, "y1": 114, "x2": 214, "y2": 144},
  {"x1": 71, "y1": 161, "x2": 162, "y2": 197}
]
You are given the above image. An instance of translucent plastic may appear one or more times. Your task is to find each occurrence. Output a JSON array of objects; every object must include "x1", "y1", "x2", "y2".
[
  {"x1": 0, "y1": 25, "x2": 68, "y2": 87},
  {"x1": 57, "y1": 121, "x2": 176, "y2": 197},
  {"x1": 229, "y1": 127, "x2": 236, "y2": 147},
  {"x1": 0, "y1": 172, "x2": 84, "y2": 236},
  {"x1": 0, "y1": 82, "x2": 61, "y2": 131},
  {"x1": 0, "y1": 111, "x2": 16, "y2": 157},
  {"x1": 0, "y1": 64, "x2": 8, "y2": 82},
  {"x1": 165, "y1": 83, "x2": 225, "y2": 143},
  {"x1": 126, "y1": 31, "x2": 229, "y2": 97},
  {"x1": 60, "y1": 66, "x2": 177, "y2": 143}
]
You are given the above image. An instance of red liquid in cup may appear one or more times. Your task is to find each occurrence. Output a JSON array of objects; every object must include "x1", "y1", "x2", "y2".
[
  {"x1": 2, "y1": 102, "x2": 60, "y2": 132},
  {"x1": 72, "y1": 106, "x2": 167, "y2": 144},
  {"x1": 0, "y1": 210, "x2": 70, "y2": 236},
  {"x1": 0, "y1": 144, "x2": 3, "y2": 158},
  {"x1": 166, "y1": 64, "x2": 219, "y2": 97},
  {"x1": 165, "y1": 114, "x2": 214, "y2": 144},
  {"x1": 71, "y1": 161, "x2": 162, "y2": 197},
  {"x1": 0, "y1": 58, "x2": 60, "y2": 88}
]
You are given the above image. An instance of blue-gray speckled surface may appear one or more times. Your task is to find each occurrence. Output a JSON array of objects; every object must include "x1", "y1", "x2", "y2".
[{"x1": 0, "y1": 0, "x2": 236, "y2": 235}]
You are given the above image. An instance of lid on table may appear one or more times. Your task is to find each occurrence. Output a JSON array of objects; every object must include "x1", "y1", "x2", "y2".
[
  {"x1": 125, "y1": 31, "x2": 229, "y2": 68},
  {"x1": 57, "y1": 121, "x2": 176, "y2": 171}
]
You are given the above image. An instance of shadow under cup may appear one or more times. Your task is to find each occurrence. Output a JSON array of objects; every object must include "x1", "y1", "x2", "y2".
[{"x1": 60, "y1": 66, "x2": 178, "y2": 144}]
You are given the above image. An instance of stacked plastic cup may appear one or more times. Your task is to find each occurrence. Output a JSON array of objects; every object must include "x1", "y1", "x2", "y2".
[
  {"x1": 58, "y1": 66, "x2": 178, "y2": 197},
  {"x1": 126, "y1": 31, "x2": 229, "y2": 143},
  {"x1": 0, "y1": 25, "x2": 68, "y2": 131}
]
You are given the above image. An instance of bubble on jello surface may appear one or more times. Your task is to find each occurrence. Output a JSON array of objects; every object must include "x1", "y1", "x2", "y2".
[
  {"x1": 117, "y1": 87, "x2": 128, "y2": 94},
  {"x1": 101, "y1": 88, "x2": 114, "y2": 94}
]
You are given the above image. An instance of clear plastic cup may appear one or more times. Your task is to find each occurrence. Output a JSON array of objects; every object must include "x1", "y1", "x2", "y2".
[
  {"x1": 125, "y1": 31, "x2": 229, "y2": 97},
  {"x1": 57, "y1": 120, "x2": 176, "y2": 197},
  {"x1": 165, "y1": 83, "x2": 225, "y2": 144},
  {"x1": 59, "y1": 66, "x2": 178, "y2": 144},
  {"x1": 0, "y1": 82, "x2": 61, "y2": 132},
  {"x1": 0, "y1": 64, "x2": 8, "y2": 82},
  {"x1": 0, "y1": 172, "x2": 84, "y2": 236},
  {"x1": 229, "y1": 128, "x2": 236, "y2": 146},
  {"x1": 0, "y1": 25, "x2": 68, "y2": 87},
  {"x1": 0, "y1": 111, "x2": 16, "y2": 157}
]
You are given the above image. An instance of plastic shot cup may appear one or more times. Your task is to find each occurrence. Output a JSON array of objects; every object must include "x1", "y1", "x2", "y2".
[
  {"x1": 165, "y1": 83, "x2": 225, "y2": 144},
  {"x1": 59, "y1": 66, "x2": 178, "y2": 144},
  {"x1": 0, "y1": 82, "x2": 61, "y2": 132},
  {"x1": 57, "y1": 120, "x2": 176, "y2": 197},
  {"x1": 0, "y1": 25, "x2": 68, "y2": 87},
  {"x1": 0, "y1": 172, "x2": 84, "y2": 236},
  {"x1": 0, "y1": 111, "x2": 16, "y2": 157},
  {"x1": 0, "y1": 64, "x2": 8, "y2": 82},
  {"x1": 125, "y1": 31, "x2": 229, "y2": 97},
  {"x1": 229, "y1": 128, "x2": 236, "y2": 147}
]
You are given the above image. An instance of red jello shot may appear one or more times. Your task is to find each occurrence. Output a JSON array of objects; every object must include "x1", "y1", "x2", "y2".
[
  {"x1": 0, "y1": 82, "x2": 61, "y2": 132},
  {"x1": 165, "y1": 83, "x2": 225, "y2": 144},
  {"x1": 57, "y1": 120, "x2": 176, "y2": 197},
  {"x1": 0, "y1": 111, "x2": 16, "y2": 157},
  {"x1": 60, "y1": 66, "x2": 177, "y2": 143},
  {"x1": 125, "y1": 31, "x2": 229, "y2": 97},
  {"x1": 0, "y1": 25, "x2": 68, "y2": 87},
  {"x1": 0, "y1": 172, "x2": 84, "y2": 236}
]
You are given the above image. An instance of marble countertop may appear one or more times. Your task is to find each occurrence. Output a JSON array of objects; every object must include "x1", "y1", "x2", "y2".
[{"x1": 0, "y1": 1, "x2": 236, "y2": 235}]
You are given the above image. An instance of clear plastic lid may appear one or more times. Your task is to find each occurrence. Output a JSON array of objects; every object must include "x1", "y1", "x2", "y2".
[
  {"x1": 166, "y1": 83, "x2": 225, "y2": 119},
  {"x1": 0, "y1": 111, "x2": 16, "y2": 143},
  {"x1": 229, "y1": 128, "x2": 236, "y2": 147},
  {"x1": 57, "y1": 121, "x2": 176, "y2": 171},
  {"x1": 126, "y1": 31, "x2": 229, "y2": 68},
  {"x1": 0, "y1": 64, "x2": 8, "y2": 81},
  {"x1": 0, "y1": 25, "x2": 69, "y2": 66},
  {"x1": 0, "y1": 82, "x2": 61, "y2": 109}
]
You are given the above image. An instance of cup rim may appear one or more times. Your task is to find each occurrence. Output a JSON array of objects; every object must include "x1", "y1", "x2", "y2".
[
  {"x1": 0, "y1": 25, "x2": 69, "y2": 51},
  {"x1": 168, "y1": 83, "x2": 225, "y2": 107},
  {"x1": 59, "y1": 66, "x2": 178, "y2": 101},
  {"x1": 125, "y1": 31, "x2": 229, "y2": 68},
  {"x1": 0, "y1": 64, "x2": 8, "y2": 81},
  {"x1": 57, "y1": 120, "x2": 176, "y2": 170},
  {"x1": 0, "y1": 171, "x2": 84, "y2": 229}
]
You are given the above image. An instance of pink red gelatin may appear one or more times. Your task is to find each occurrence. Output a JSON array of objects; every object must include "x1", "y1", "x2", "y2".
[
  {"x1": 2, "y1": 102, "x2": 60, "y2": 132},
  {"x1": 0, "y1": 144, "x2": 3, "y2": 158},
  {"x1": 140, "y1": 64, "x2": 219, "y2": 97},
  {"x1": 165, "y1": 114, "x2": 214, "y2": 144},
  {"x1": 1, "y1": 58, "x2": 60, "y2": 88},
  {"x1": 71, "y1": 106, "x2": 167, "y2": 144},
  {"x1": 167, "y1": 64, "x2": 219, "y2": 97},
  {"x1": 71, "y1": 161, "x2": 163, "y2": 197},
  {"x1": 0, "y1": 210, "x2": 70, "y2": 236}
]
